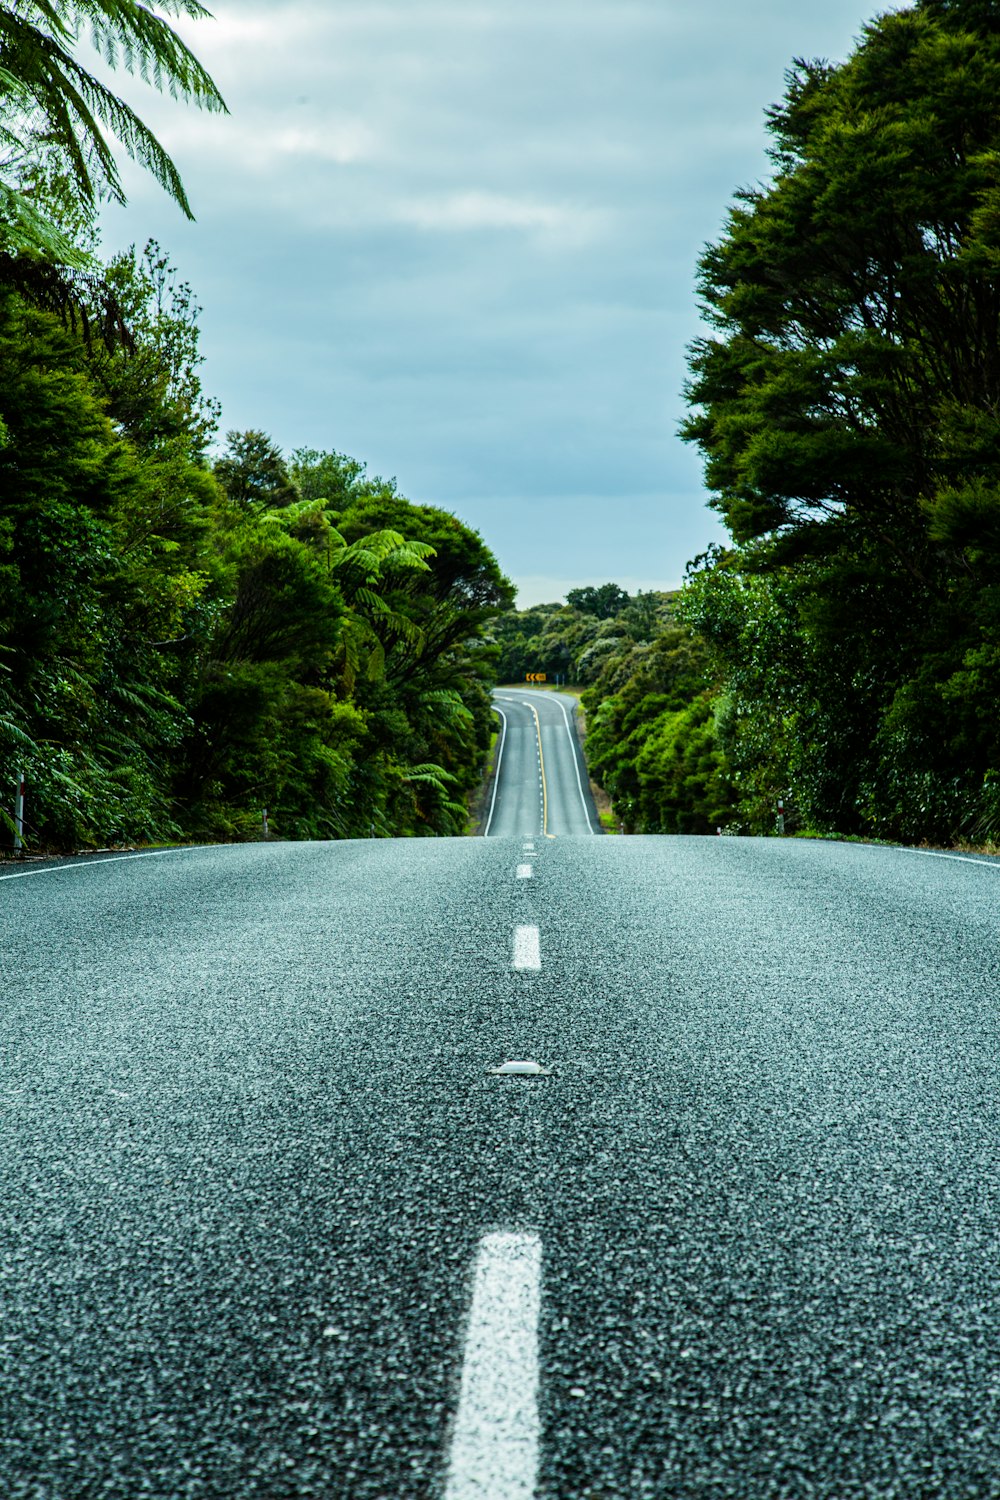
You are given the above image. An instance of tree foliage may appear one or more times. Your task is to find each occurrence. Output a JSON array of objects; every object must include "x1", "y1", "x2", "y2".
[
  {"x1": 0, "y1": 1, "x2": 225, "y2": 258},
  {"x1": 0, "y1": 252, "x2": 513, "y2": 848},
  {"x1": 680, "y1": 0, "x2": 1000, "y2": 844},
  {"x1": 0, "y1": 0, "x2": 516, "y2": 850},
  {"x1": 565, "y1": 582, "x2": 631, "y2": 619}
]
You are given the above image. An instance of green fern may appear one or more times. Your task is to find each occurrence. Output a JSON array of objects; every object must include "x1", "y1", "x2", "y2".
[{"x1": 0, "y1": 0, "x2": 227, "y2": 249}]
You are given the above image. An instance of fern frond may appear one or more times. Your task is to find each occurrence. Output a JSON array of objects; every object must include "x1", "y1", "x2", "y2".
[
  {"x1": 0, "y1": 714, "x2": 37, "y2": 748},
  {"x1": 383, "y1": 540, "x2": 435, "y2": 570},
  {"x1": 76, "y1": 1, "x2": 226, "y2": 110},
  {"x1": 418, "y1": 689, "x2": 471, "y2": 718},
  {"x1": 354, "y1": 586, "x2": 390, "y2": 615},
  {"x1": 403, "y1": 762, "x2": 457, "y2": 784},
  {"x1": 0, "y1": 181, "x2": 90, "y2": 263},
  {"x1": 56, "y1": 51, "x2": 195, "y2": 211},
  {"x1": 0, "y1": 1, "x2": 226, "y2": 221},
  {"x1": 353, "y1": 591, "x2": 424, "y2": 647},
  {"x1": 366, "y1": 640, "x2": 385, "y2": 681},
  {"x1": 335, "y1": 530, "x2": 433, "y2": 576}
]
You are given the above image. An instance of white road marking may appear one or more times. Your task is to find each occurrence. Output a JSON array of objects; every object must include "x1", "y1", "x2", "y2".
[
  {"x1": 489, "y1": 1060, "x2": 550, "y2": 1077},
  {"x1": 516, "y1": 864, "x2": 533, "y2": 880},
  {"x1": 0, "y1": 848, "x2": 202, "y2": 882},
  {"x1": 894, "y1": 847, "x2": 1000, "y2": 870},
  {"x1": 483, "y1": 706, "x2": 509, "y2": 838},
  {"x1": 550, "y1": 692, "x2": 598, "y2": 834},
  {"x1": 445, "y1": 1231, "x2": 542, "y2": 1500},
  {"x1": 523, "y1": 842, "x2": 535, "y2": 853},
  {"x1": 513, "y1": 926, "x2": 541, "y2": 970}
]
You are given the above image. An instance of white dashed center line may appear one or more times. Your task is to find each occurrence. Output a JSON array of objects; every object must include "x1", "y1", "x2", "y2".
[
  {"x1": 516, "y1": 864, "x2": 533, "y2": 880},
  {"x1": 512, "y1": 926, "x2": 541, "y2": 970},
  {"x1": 445, "y1": 1232, "x2": 542, "y2": 1500}
]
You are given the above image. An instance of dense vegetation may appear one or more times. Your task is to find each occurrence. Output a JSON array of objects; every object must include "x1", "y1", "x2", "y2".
[
  {"x1": 0, "y1": 4, "x2": 512, "y2": 850},
  {"x1": 0, "y1": 245, "x2": 512, "y2": 847},
  {"x1": 679, "y1": 0, "x2": 1000, "y2": 845},
  {"x1": 502, "y1": 0, "x2": 1000, "y2": 847}
]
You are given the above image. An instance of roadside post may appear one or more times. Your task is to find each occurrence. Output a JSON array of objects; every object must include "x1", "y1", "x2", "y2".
[
  {"x1": 262, "y1": 807, "x2": 269, "y2": 840},
  {"x1": 777, "y1": 798, "x2": 785, "y2": 836},
  {"x1": 13, "y1": 769, "x2": 25, "y2": 851}
]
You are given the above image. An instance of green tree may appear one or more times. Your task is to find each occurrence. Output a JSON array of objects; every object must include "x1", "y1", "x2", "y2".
[
  {"x1": 181, "y1": 451, "x2": 514, "y2": 843},
  {"x1": 289, "y1": 446, "x2": 367, "y2": 506},
  {"x1": 0, "y1": 2, "x2": 225, "y2": 262},
  {"x1": 214, "y1": 430, "x2": 300, "y2": 511},
  {"x1": 581, "y1": 614, "x2": 729, "y2": 833},
  {"x1": 681, "y1": 0, "x2": 1000, "y2": 843},
  {"x1": 566, "y1": 582, "x2": 631, "y2": 619},
  {"x1": 0, "y1": 275, "x2": 215, "y2": 846},
  {"x1": 334, "y1": 487, "x2": 515, "y2": 833}
]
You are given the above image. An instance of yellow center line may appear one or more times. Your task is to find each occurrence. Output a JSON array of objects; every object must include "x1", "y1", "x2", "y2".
[{"x1": 525, "y1": 698, "x2": 549, "y2": 838}]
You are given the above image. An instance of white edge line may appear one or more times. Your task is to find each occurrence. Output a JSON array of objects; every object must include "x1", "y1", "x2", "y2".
[
  {"x1": 0, "y1": 847, "x2": 206, "y2": 882},
  {"x1": 483, "y1": 705, "x2": 509, "y2": 839},
  {"x1": 894, "y1": 847, "x2": 1000, "y2": 870},
  {"x1": 551, "y1": 693, "x2": 597, "y2": 835}
]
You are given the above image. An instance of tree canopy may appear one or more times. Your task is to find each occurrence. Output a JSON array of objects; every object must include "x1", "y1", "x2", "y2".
[
  {"x1": 680, "y1": 0, "x2": 1000, "y2": 844},
  {"x1": 0, "y1": 243, "x2": 513, "y2": 848},
  {"x1": 0, "y1": 3, "x2": 518, "y2": 852}
]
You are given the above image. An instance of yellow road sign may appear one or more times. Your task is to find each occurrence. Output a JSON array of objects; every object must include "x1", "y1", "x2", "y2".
[{"x1": 525, "y1": 673, "x2": 547, "y2": 683}]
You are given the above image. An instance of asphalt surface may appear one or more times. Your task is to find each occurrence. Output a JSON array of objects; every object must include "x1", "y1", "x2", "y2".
[
  {"x1": 3, "y1": 708, "x2": 1000, "y2": 1497},
  {"x1": 487, "y1": 690, "x2": 598, "y2": 838}
]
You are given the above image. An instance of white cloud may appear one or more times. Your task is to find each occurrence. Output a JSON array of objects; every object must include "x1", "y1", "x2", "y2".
[
  {"x1": 99, "y1": 0, "x2": 879, "y2": 590},
  {"x1": 395, "y1": 191, "x2": 604, "y2": 240},
  {"x1": 271, "y1": 123, "x2": 378, "y2": 165}
]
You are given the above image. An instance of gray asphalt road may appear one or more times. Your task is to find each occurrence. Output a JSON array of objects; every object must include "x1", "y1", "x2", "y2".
[
  {"x1": 3, "y1": 779, "x2": 1000, "y2": 1494},
  {"x1": 487, "y1": 689, "x2": 599, "y2": 838}
]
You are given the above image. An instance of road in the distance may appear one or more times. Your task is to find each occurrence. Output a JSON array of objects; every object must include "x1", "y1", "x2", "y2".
[
  {"x1": 487, "y1": 688, "x2": 599, "y2": 838},
  {"x1": 3, "y1": 760, "x2": 1000, "y2": 1494}
]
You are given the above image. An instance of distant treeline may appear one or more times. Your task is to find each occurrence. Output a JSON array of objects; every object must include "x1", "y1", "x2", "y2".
[{"x1": 0, "y1": 244, "x2": 511, "y2": 849}]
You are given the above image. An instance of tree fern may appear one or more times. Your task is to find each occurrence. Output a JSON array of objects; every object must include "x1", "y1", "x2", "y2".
[{"x1": 0, "y1": 0, "x2": 226, "y2": 255}]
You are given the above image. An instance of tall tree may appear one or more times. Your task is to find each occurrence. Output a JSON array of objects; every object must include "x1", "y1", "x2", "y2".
[
  {"x1": 681, "y1": 0, "x2": 1000, "y2": 842},
  {"x1": 215, "y1": 430, "x2": 299, "y2": 511}
]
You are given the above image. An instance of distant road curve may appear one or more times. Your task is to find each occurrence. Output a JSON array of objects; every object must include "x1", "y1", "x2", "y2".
[{"x1": 486, "y1": 688, "x2": 599, "y2": 838}]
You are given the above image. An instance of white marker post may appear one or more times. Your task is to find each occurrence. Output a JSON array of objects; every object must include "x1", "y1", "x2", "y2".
[
  {"x1": 777, "y1": 798, "x2": 785, "y2": 836},
  {"x1": 13, "y1": 769, "x2": 25, "y2": 851}
]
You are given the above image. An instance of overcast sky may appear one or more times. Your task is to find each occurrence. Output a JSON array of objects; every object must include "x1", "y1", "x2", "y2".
[{"x1": 101, "y1": 0, "x2": 888, "y2": 605}]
